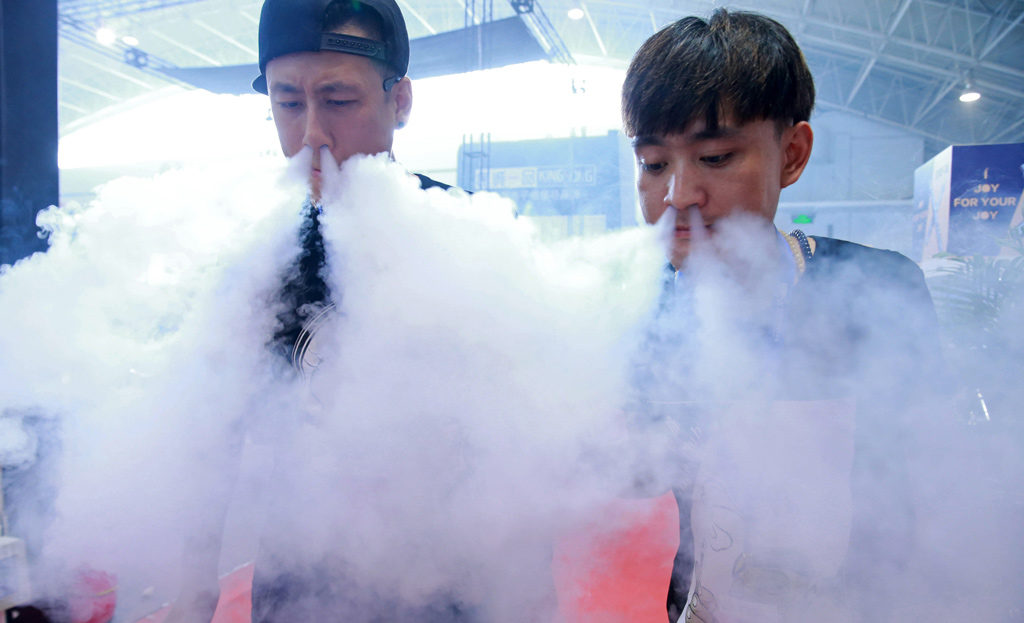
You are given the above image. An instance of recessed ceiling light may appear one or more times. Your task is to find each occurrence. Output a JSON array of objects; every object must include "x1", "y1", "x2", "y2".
[
  {"x1": 568, "y1": 7, "x2": 585, "y2": 20},
  {"x1": 122, "y1": 35, "x2": 139, "y2": 46},
  {"x1": 96, "y1": 27, "x2": 117, "y2": 46}
]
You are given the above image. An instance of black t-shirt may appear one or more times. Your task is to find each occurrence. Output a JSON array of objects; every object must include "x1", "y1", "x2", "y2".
[
  {"x1": 254, "y1": 173, "x2": 480, "y2": 623},
  {"x1": 272, "y1": 173, "x2": 456, "y2": 370}
]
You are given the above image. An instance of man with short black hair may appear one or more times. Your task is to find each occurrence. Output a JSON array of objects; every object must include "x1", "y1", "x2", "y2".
[
  {"x1": 623, "y1": 10, "x2": 816, "y2": 272},
  {"x1": 623, "y1": 10, "x2": 943, "y2": 622}
]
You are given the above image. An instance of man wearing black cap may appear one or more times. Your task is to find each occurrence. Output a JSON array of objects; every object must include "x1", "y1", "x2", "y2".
[
  {"x1": 166, "y1": 2, "x2": 463, "y2": 622},
  {"x1": 253, "y1": 0, "x2": 452, "y2": 203}
]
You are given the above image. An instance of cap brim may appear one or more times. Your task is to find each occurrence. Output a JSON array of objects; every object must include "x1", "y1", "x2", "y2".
[{"x1": 253, "y1": 74, "x2": 268, "y2": 94}]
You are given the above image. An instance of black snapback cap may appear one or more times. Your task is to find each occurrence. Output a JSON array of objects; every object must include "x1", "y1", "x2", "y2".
[{"x1": 253, "y1": 0, "x2": 410, "y2": 94}]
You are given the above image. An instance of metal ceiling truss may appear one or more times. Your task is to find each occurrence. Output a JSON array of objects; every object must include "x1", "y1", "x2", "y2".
[
  {"x1": 634, "y1": 0, "x2": 1023, "y2": 146},
  {"x1": 60, "y1": 0, "x2": 208, "y2": 22},
  {"x1": 507, "y1": 0, "x2": 573, "y2": 64},
  {"x1": 53, "y1": 0, "x2": 1024, "y2": 148},
  {"x1": 59, "y1": 13, "x2": 181, "y2": 75},
  {"x1": 57, "y1": 9, "x2": 191, "y2": 132}
]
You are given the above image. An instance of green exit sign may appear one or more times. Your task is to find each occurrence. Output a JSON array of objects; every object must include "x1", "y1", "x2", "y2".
[{"x1": 791, "y1": 214, "x2": 814, "y2": 224}]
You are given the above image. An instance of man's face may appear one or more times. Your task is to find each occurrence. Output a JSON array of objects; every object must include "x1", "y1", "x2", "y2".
[
  {"x1": 265, "y1": 26, "x2": 412, "y2": 200},
  {"x1": 632, "y1": 116, "x2": 811, "y2": 267}
]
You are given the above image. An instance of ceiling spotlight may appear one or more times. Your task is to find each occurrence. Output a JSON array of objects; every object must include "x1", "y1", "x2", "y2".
[
  {"x1": 122, "y1": 35, "x2": 139, "y2": 46},
  {"x1": 568, "y1": 7, "x2": 585, "y2": 20},
  {"x1": 959, "y1": 85, "x2": 981, "y2": 103},
  {"x1": 958, "y1": 70, "x2": 981, "y2": 103},
  {"x1": 96, "y1": 27, "x2": 117, "y2": 46}
]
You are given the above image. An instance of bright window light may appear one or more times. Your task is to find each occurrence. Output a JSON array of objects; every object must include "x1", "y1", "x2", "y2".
[{"x1": 96, "y1": 27, "x2": 117, "y2": 46}]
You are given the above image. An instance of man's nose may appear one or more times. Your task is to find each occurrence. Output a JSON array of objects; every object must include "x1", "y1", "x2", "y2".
[
  {"x1": 302, "y1": 105, "x2": 330, "y2": 156},
  {"x1": 664, "y1": 167, "x2": 705, "y2": 212}
]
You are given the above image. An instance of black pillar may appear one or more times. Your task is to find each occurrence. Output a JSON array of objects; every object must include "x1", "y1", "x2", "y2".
[{"x1": 0, "y1": 0, "x2": 58, "y2": 266}]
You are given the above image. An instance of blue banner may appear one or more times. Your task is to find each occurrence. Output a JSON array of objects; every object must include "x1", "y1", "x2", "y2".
[{"x1": 948, "y1": 143, "x2": 1024, "y2": 255}]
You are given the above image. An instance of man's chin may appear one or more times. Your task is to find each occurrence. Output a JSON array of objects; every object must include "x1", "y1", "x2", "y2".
[
  {"x1": 309, "y1": 178, "x2": 322, "y2": 204},
  {"x1": 669, "y1": 241, "x2": 691, "y2": 270}
]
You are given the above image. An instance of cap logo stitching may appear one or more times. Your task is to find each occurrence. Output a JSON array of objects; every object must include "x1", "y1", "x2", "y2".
[{"x1": 320, "y1": 33, "x2": 388, "y2": 63}]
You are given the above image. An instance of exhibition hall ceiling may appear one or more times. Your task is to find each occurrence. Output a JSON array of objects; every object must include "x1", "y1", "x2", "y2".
[{"x1": 57, "y1": 0, "x2": 1024, "y2": 151}]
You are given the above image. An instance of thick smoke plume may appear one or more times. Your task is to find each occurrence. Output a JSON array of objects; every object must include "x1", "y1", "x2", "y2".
[
  {"x1": 0, "y1": 156, "x2": 305, "y2": 590},
  {"x1": 0, "y1": 153, "x2": 668, "y2": 619},
  {"x1": 1, "y1": 152, "x2": 1020, "y2": 622},
  {"x1": 637, "y1": 211, "x2": 1024, "y2": 621}
]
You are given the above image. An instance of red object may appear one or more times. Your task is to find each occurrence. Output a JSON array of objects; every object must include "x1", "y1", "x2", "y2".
[
  {"x1": 136, "y1": 564, "x2": 253, "y2": 623},
  {"x1": 69, "y1": 567, "x2": 118, "y2": 623},
  {"x1": 137, "y1": 493, "x2": 679, "y2": 623},
  {"x1": 553, "y1": 492, "x2": 680, "y2": 623}
]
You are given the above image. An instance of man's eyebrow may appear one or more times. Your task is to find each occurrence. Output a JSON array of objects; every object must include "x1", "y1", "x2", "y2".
[
  {"x1": 316, "y1": 81, "x2": 360, "y2": 95},
  {"x1": 268, "y1": 81, "x2": 361, "y2": 95},
  {"x1": 269, "y1": 82, "x2": 300, "y2": 95}
]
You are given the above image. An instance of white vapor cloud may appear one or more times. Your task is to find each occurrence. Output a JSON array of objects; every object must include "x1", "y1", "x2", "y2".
[
  {"x1": 5, "y1": 149, "x2": 1017, "y2": 623},
  {"x1": 0, "y1": 152, "x2": 669, "y2": 619}
]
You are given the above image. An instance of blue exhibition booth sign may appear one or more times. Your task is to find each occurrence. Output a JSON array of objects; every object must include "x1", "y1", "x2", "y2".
[{"x1": 914, "y1": 142, "x2": 1024, "y2": 259}]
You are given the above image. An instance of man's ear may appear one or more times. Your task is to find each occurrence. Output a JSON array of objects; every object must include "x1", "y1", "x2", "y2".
[
  {"x1": 392, "y1": 77, "x2": 412, "y2": 128},
  {"x1": 780, "y1": 121, "x2": 813, "y2": 189}
]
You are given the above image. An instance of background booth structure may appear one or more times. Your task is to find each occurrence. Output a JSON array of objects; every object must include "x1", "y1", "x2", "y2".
[
  {"x1": 458, "y1": 131, "x2": 637, "y2": 238},
  {"x1": 914, "y1": 142, "x2": 1024, "y2": 260}
]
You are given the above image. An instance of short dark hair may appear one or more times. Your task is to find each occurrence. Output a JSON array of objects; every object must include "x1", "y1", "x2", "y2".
[{"x1": 622, "y1": 9, "x2": 815, "y2": 138}]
